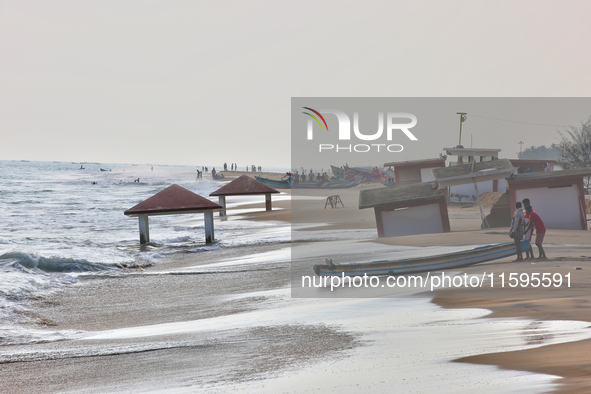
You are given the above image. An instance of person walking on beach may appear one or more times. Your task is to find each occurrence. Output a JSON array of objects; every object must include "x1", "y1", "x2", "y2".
[
  {"x1": 525, "y1": 205, "x2": 547, "y2": 259},
  {"x1": 509, "y1": 201, "x2": 525, "y2": 261}
]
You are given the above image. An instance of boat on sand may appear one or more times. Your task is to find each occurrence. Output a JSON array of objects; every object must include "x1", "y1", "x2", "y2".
[{"x1": 314, "y1": 240, "x2": 530, "y2": 276}]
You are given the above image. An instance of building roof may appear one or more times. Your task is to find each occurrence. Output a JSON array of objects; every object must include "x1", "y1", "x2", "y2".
[
  {"x1": 124, "y1": 184, "x2": 221, "y2": 216},
  {"x1": 507, "y1": 167, "x2": 591, "y2": 184},
  {"x1": 359, "y1": 182, "x2": 443, "y2": 209},
  {"x1": 383, "y1": 158, "x2": 446, "y2": 168},
  {"x1": 444, "y1": 147, "x2": 501, "y2": 156},
  {"x1": 432, "y1": 159, "x2": 515, "y2": 187},
  {"x1": 209, "y1": 175, "x2": 279, "y2": 196}
]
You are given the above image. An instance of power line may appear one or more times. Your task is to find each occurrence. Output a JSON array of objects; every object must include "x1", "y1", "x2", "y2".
[{"x1": 469, "y1": 114, "x2": 565, "y2": 128}]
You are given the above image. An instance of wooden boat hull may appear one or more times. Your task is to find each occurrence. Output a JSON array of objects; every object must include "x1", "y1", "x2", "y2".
[
  {"x1": 343, "y1": 165, "x2": 382, "y2": 182},
  {"x1": 314, "y1": 240, "x2": 530, "y2": 276}
]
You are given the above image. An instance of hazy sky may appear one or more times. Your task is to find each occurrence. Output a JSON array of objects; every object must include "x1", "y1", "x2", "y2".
[{"x1": 1, "y1": 1, "x2": 591, "y2": 167}]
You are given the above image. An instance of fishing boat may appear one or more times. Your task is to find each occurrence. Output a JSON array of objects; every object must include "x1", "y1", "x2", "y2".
[
  {"x1": 330, "y1": 165, "x2": 346, "y2": 178},
  {"x1": 314, "y1": 239, "x2": 530, "y2": 276},
  {"x1": 255, "y1": 176, "x2": 363, "y2": 189},
  {"x1": 254, "y1": 176, "x2": 290, "y2": 188},
  {"x1": 343, "y1": 165, "x2": 383, "y2": 182}
]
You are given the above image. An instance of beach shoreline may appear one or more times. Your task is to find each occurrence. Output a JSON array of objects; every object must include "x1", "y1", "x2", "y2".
[
  {"x1": 2, "y1": 177, "x2": 591, "y2": 393},
  {"x1": 284, "y1": 184, "x2": 591, "y2": 393}
]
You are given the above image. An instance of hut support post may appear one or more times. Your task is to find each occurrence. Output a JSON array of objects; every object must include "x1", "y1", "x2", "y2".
[
  {"x1": 204, "y1": 211, "x2": 215, "y2": 243},
  {"x1": 265, "y1": 193, "x2": 272, "y2": 211},
  {"x1": 218, "y1": 196, "x2": 226, "y2": 216},
  {"x1": 138, "y1": 214, "x2": 150, "y2": 244}
]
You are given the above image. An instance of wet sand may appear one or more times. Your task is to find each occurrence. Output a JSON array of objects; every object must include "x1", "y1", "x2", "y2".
[
  {"x1": 3, "y1": 182, "x2": 591, "y2": 393},
  {"x1": 292, "y1": 185, "x2": 591, "y2": 393}
]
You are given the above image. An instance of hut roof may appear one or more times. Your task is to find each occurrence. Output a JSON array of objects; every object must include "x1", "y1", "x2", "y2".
[
  {"x1": 359, "y1": 182, "x2": 443, "y2": 209},
  {"x1": 209, "y1": 175, "x2": 279, "y2": 196},
  {"x1": 124, "y1": 184, "x2": 221, "y2": 216},
  {"x1": 507, "y1": 167, "x2": 591, "y2": 184},
  {"x1": 432, "y1": 159, "x2": 515, "y2": 187}
]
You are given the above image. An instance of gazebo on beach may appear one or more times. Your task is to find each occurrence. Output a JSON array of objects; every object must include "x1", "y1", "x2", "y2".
[
  {"x1": 210, "y1": 175, "x2": 280, "y2": 216},
  {"x1": 124, "y1": 184, "x2": 222, "y2": 244}
]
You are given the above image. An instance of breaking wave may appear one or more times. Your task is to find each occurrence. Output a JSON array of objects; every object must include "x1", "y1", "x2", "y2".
[{"x1": 0, "y1": 252, "x2": 115, "y2": 273}]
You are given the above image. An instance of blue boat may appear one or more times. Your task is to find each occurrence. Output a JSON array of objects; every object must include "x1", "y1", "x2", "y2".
[{"x1": 313, "y1": 240, "x2": 530, "y2": 276}]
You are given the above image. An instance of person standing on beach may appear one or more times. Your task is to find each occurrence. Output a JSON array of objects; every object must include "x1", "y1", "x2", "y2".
[
  {"x1": 522, "y1": 198, "x2": 535, "y2": 259},
  {"x1": 509, "y1": 201, "x2": 525, "y2": 261},
  {"x1": 525, "y1": 205, "x2": 547, "y2": 259}
]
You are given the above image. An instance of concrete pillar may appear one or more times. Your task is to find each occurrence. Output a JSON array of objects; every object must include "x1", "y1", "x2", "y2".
[
  {"x1": 218, "y1": 196, "x2": 226, "y2": 216},
  {"x1": 204, "y1": 211, "x2": 215, "y2": 243},
  {"x1": 138, "y1": 214, "x2": 150, "y2": 244},
  {"x1": 265, "y1": 193, "x2": 272, "y2": 211}
]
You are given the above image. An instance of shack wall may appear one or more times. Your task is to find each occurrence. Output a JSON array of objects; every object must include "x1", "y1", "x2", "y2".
[
  {"x1": 420, "y1": 167, "x2": 437, "y2": 183},
  {"x1": 379, "y1": 203, "x2": 444, "y2": 237},
  {"x1": 514, "y1": 184, "x2": 582, "y2": 229}
]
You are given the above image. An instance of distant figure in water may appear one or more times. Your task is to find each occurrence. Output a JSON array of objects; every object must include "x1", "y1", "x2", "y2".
[
  {"x1": 80, "y1": 165, "x2": 84, "y2": 170},
  {"x1": 151, "y1": 166, "x2": 153, "y2": 171},
  {"x1": 133, "y1": 178, "x2": 140, "y2": 183}
]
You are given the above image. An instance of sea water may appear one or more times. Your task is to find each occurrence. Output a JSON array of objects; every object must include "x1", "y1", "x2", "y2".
[{"x1": 0, "y1": 160, "x2": 290, "y2": 345}]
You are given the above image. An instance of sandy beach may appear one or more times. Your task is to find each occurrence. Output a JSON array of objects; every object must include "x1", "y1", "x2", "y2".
[{"x1": 2, "y1": 175, "x2": 591, "y2": 393}]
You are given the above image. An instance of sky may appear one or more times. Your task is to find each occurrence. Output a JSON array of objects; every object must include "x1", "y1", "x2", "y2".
[{"x1": 1, "y1": 1, "x2": 591, "y2": 167}]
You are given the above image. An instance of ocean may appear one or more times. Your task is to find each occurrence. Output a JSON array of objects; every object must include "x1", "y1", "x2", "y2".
[
  {"x1": 1, "y1": 160, "x2": 591, "y2": 393},
  {"x1": 0, "y1": 160, "x2": 290, "y2": 346}
]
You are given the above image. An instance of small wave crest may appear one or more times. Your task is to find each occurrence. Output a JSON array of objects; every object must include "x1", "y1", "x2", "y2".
[{"x1": 0, "y1": 252, "x2": 115, "y2": 273}]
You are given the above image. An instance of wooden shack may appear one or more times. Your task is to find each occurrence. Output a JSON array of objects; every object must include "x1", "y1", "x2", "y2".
[
  {"x1": 432, "y1": 159, "x2": 515, "y2": 228},
  {"x1": 383, "y1": 158, "x2": 446, "y2": 186},
  {"x1": 359, "y1": 182, "x2": 450, "y2": 237}
]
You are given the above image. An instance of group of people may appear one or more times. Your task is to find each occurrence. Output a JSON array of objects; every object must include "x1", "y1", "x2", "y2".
[
  {"x1": 247, "y1": 165, "x2": 262, "y2": 172},
  {"x1": 287, "y1": 170, "x2": 334, "y2": 187},
  {"x1": 223, "y1": 163, "x2": 240, "y2": 171},
  {"x1": 510, "y1": 198, "x2": 546, "y2": 261},
  {"x1": 198, "y1": 164, "x2": 265, "y2": 179}
]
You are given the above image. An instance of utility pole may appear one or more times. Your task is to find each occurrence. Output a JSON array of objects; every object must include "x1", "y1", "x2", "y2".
[
  {"x1": 457, "y1": 113, "x2": 467, "y2": 147},
  {"x1": 518, "y1": 140, "x2": 524, "y2": 154}
]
